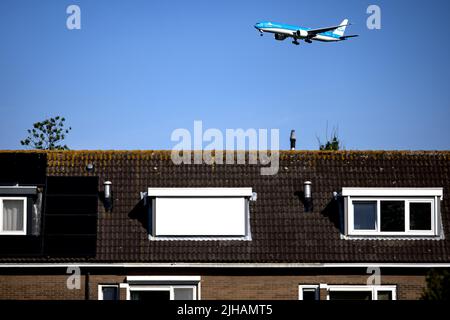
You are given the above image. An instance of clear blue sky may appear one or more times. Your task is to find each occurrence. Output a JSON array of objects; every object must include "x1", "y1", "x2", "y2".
[{"x1": 1, "y1": 0, "x2": 449, "y2": 150}]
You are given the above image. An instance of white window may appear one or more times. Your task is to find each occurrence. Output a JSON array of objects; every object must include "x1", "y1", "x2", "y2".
[
  {"x1": 326, "y1": 285, "x2": 396, "y2": 300},
  {"x1": 0, "y1": 197, "x2": 27, "y2": 235},
  {"x1": 126, "y1": 276, "x2": 200, "y2": 300},
  {"x1": 129, "y1": 285, "x2": 197, "y2": 300},
  {"x1": 299, "y1": 285, "x2": 320, "y2": 300},
  {"x1": 342, "y1": 188, "x2": 443, "y2": 237},
  {"x1": 98, "y1": 284, "x2": 119, "y2": 300},
  {"x1": 148, "y1": 188, "x2": 252, "y2": 239}
]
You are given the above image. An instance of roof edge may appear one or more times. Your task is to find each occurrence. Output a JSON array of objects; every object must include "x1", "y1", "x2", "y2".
[
  {"x1": 1, "y1": 150, "x2": 449, "y2": 155},
  {"x1": 1, "y1": 262, "x2": 450, "y2": 268}
]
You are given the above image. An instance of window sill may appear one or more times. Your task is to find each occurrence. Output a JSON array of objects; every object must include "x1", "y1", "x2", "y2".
[
  {"x1": 148, "y1": 235, "x2": 252, "y2": 241},
  {"x1": 341, "y1": 233, "x2": 444, "y2": 240}
]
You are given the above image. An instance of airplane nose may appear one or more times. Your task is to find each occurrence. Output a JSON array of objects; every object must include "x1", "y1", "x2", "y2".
[{"x1": 254, "y1": 23, "x2": 261, "y2": 29}]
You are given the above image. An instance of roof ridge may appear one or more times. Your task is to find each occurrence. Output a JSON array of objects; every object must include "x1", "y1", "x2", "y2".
[{"x1": 1, "y1": 150, "x2": 450, "y2": 154}]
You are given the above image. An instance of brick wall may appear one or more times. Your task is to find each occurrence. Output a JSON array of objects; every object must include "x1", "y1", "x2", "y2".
[
  {"x1": 0, "y1": 275, "x2": 85, "y2": 300},
  {"x1": 0, "y1": 270, "x2": 427, "y2": 300},
  {"x1": 200, "y1": 274, "x2": 427, "y2": 300}
]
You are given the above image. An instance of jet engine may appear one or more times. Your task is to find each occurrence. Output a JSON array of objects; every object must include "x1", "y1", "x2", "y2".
[
  {"x1": 295, "y1": 30, "x2": 308, "y2": 38},
  {"x1": 274, "y1": 33, "x2": 287, "y2": 41}
]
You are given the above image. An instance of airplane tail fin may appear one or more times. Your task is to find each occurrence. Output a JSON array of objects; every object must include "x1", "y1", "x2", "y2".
[{"x1": 333, "y1": 19, "x2": 348, "y2": 37}]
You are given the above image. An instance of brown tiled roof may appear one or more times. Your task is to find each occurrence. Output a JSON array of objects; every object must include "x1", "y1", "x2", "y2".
[{"x1": 1, "y1": 150, "x2": 450, "y2": 263}]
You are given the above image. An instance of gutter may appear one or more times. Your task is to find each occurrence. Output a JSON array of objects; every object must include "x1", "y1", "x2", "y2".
[
  {"x1": 0, "y1": 262, "x2": 450, "y2": 268},
  {"x1": 85, "y1": 272, "x2": 90, "y2": 300}
]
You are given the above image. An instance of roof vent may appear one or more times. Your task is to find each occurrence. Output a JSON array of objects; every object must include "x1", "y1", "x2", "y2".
[
  {"x1": 304, "y1": 181, "x2": 313, "y2": 212},
  {"x1": 290, "y1": 130, "x2": 296, "y2": 150},
  {"x1": 103, "y1": 181, "x2": 113, "y2": 212},
  {"x1": 86, "y1": 163, "x2": 94, "y2": 172}
]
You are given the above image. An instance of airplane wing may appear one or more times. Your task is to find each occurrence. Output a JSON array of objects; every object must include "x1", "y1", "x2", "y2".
[
  {"x1": 339, "y1": 35, "x2": 359, "y2": 40},
  {"x1": 306, "y1": 23, "x2": 349, "y2": 36}
]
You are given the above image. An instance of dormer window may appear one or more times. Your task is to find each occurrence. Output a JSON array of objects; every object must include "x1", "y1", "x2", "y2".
[
  {"x1": 0, "y1": 197, "x2": 27, "y2": 235},
  {"x1": 0, "y1": 186, "x2": 40, "y2": 236},
  {"x1": 147, "y1": 188, "x2": 253, "y2": 240},
  {"x1": 342, "y1": 188, "x2": 443, "y2": 238}
]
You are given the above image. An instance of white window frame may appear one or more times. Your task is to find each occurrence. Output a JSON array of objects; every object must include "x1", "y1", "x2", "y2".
[
  {"x1": 326, "y1": 285, "x2": 397, "y2": 300},
  {"x1": 98, "y1": 284, "x2": 119, "y2": 300},
  {"x1": 407, "y1": 199, "x2": 436, "y2": 234},
  {"x1": 342, "y1": 188, "x2": 443, "y2": 237},
  {"x1": 348, "y1": 197, "x2": 437, "y2": 236},
  {"x1": 0, "y1": 197, "x2": 27, "y2": 235},
  {"x1": 126, "y1": 276, "x2": 200, "y2": 300},
  {"x1": 128, "y1": 285, "x2": 197, "y2": 300},
  {"x1": 298, "y1": 285, "x2": 320, "y2": 300}
]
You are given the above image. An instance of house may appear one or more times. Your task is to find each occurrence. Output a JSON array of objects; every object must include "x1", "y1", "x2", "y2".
[{"x1": 0, "y1": 150, "x2": 449, "y2": 300}]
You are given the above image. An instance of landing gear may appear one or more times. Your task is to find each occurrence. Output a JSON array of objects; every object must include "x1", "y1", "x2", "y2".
[
  {"x1": 292, "y1": 40, "x2": 300, "y2": 45},
  {"x1": 305, "y1": 39, "x2": 312, "y2": 44},
  {"x1": 259, "y1": 30, "x2": 263, "y2": 36}
]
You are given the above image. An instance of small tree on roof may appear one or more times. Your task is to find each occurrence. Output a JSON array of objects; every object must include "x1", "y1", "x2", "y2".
[{"x1": 317, "y1": 123, "x2": 341, "y2": 151}]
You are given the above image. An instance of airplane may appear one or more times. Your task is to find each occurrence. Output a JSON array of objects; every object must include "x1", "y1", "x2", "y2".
[{"x1": 254, "y1": 19, "x2": 358, "y2": 45}]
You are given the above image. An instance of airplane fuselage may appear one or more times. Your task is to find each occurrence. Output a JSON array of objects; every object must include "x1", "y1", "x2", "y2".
[{"x1": 255, "y1": 21, "x2": 341, "y2": 42}]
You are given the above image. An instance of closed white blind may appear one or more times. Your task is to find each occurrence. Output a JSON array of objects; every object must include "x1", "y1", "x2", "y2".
[
  {"x1": 3, "y1": 200, "x2": 24, "y2": 231},
  {"x1": 155, "y1": 197, "x2": 246, "y2": 236}
]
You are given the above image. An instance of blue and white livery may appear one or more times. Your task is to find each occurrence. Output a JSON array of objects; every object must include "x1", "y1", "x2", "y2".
[{"x1": 254, "y1": 19, "x2": 358, "y2": 45}]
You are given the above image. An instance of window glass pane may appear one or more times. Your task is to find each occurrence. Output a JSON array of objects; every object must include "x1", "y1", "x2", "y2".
[
  {"x1": 410, "y1": 203, "x2": 432, "y2": 230},
  {"x1": 130, "y1": 290, "x2": 170, "y2": 301},
  {"x1": 174, "y1": 287, "x2": 194, "y2": 300},
  {"x1": 102, "y1": 286, "x2": 118, "y2": 300},
  {"x1": 377, "y1": 291, "x2": 393, "y2": 300},
  {"x1": 329, "y1": 291, "x2": 372, "y2": 300},
  {"x1": 380, "y1": 201, "x2": 405, "y2": 232},
  {"x1": 302, "y1": 288, "x2": 318, "y2": 300},
  {"x1": 353, "y1": 201, "x2": 377, "y2": 230},
  {"x1": 2, "y1": 200, "x2": 24, "y2": 231}
]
